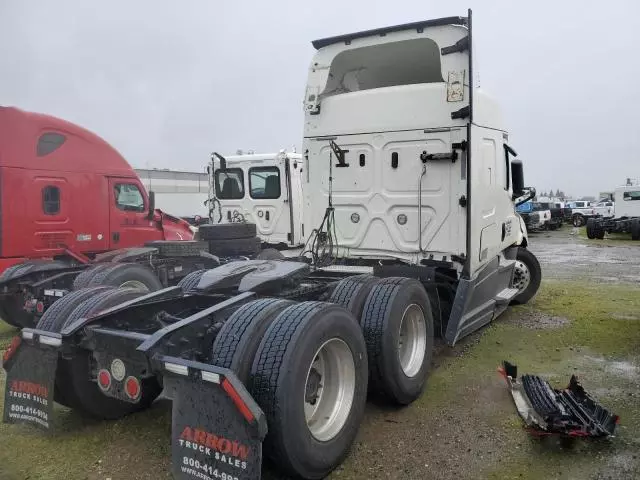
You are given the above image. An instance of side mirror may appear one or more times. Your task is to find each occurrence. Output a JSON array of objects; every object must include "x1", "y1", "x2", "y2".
[
  {"x1": 147, "y1": 190, "x2": 156, "y2": 219},
  {"x1": 511, "y1": 159, "x2": 525, "y2": 198}
]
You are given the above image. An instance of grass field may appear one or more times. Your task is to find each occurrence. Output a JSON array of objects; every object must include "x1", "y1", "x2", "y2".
[{"x1": 1, "y1": 280, "x2": 639, "y2": 479}]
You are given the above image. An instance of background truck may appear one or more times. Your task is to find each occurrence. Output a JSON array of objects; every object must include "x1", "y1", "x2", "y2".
[
  {"x1": 536, "y1": 202, "x2": 563, "y2": 229},
  {"x1": 516, "y1": 201, "x2": 552, "y2": 231},
  {"x1": 0, "y1": 107, "x2": 263, "y2": 328},
  {"x1": 566, "y1": 200, "x2": 597, "y2": 226},
  {"x1": 207, "y1": 150, "x2": 305, "y2": 249},
  {"x1": 586, "y1": 184, "x2": 640, "y2": 240},
  {"x1": 3, "y1": 11, "x2": 542, "y2": 480}
]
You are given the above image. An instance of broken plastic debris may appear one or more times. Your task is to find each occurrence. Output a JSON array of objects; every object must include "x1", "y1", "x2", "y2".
[{"x1": 499, "y1": 360, "x2": 618, "y2": 438}]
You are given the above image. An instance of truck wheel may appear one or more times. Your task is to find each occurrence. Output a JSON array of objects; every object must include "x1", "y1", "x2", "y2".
[
  {"x1": 36, "y1": 286, "x2": 113, "y2": 332},
  {"x1": 86, "y1": 263, "x2": 163, "y2": 292},
  {"x1": 56, "y1": 288, "x2": 162, "y2": 419},
  {"x1": 72, "y1": 264, "x2": 113, "y2": 289},
  {"x1": 210, "y1": 298, "x2": 294, "y2": 384},
  {"x1": 250, "y1": 302, "x2": 367, "y2": 479},
  {"x1": 144, "y1": 240, "x2": 207, "y2": 257},
  {"x1": 511, "y1": 247, "x2": 542, "y2": 305},
  {"x1": 360, "y1": 278, "x2": 434, "y2": 405},
  {"x1": 256, "y1": 248, "x2": 285, "y2": 260},
  {"x1": 586, "y1": 218, "x2": 596, "y2": 239},
  {"x1": 35, "y1": 286, "x2": 113, "y2": 407},
  {"x1": 177, "y1": 269, "x2": 206, "y2": 293},
  {"x1": 631, "y1": 219, "x2": 640, "y2": 241},
  {"x1": 208, "y1": 237, "x2": 261, "y2": 257},
  {"x1": 0, "y1": 263, "x2": 32, "y2": 282},
  {"x1": 572, "y1": 214, "x2": 585, "y2": 227},
  {"x1": 328, "y1": 275, "x2": 380, "y2": 321},
  {"x1": 198, "y1": 223, "x2": 257, "y2": 241}
]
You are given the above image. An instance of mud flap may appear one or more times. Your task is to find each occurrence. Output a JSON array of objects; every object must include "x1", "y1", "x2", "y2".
[
  {"x1": 2, "y1": 333, "x2": 59, "y2": 430},
  {"x1": 159, "y1": 356, "x2": 267, "y2": 480}
]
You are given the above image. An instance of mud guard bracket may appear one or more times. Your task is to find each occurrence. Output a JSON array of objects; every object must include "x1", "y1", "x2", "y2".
[{"x1": 158, "y1": 356, "x2": 266, "y2": 480}]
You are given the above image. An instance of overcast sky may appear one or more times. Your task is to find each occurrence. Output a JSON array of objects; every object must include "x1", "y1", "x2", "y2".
[{"x1": 1, "y1": 1, "x2": 639, "y2": 198}]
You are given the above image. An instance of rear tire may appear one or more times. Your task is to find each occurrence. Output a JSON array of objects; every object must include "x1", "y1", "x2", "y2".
[
  {"x1": 631, "y1": 219, "x2": 640, "y2": 241},
  {"x1": 177, "y1": 269, "x2": 206, "y2": 293},
  {"x1": 198, "y1": 223, "x2": 257, "y2": 241},
  {"x1": 57, "y1": 288, "x2": 162, "y2": 419},
  {"x1": 250, "y1": 302, "x2": 368, "y2": 479},
  {"x1": 210, "y1": 298, "x2": 294, "y2": 384},
  {"x1": 572, "y1": 214, "x2": 585, "y2": 227},
  {"x1": 328, "y1": 275, "x2": 380, "y2": 320},
  {"x1": 511, "y1": 247, "x2": 542, "y2": 305},
  {"x1": 360, "y1": 278, "x2": 434, "y2": 405},
  {"x1": 72, "y1": 264, "x2": 112, "y2": 290},
  {"x1": 586, "y1": 218, "x2": 596, "y2": 239},
  {"x1": 86, "y1": 263, "x2": 163, "y2": 292}
]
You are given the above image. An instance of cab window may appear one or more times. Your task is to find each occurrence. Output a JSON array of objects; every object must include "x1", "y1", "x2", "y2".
[
  {"x1": 249, "y1": 167, "x2": 281, "y2": 199},
  {"x1": 623, "y1": 191, "x2": 640, "y2": 201},
  {"x1": 114, "y1": 183, "x2": 145, "y2": 212},
  {"x1": 215, "y1": 169, "x2": 244, "y2": 199}
]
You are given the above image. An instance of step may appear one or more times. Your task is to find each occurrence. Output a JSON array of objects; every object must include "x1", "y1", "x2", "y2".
[{"x1": 495, "y1": 287, "x2": 519, "y2": 303}]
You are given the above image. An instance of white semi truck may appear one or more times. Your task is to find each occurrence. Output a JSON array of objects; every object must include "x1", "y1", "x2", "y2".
[
  {"x1": 4, "y1": 11, "x2": 547, "y2": 480},
  {"x1": 586, "y1": 183, "x2": 640, "y2": 240},
  {"x1": 207, "y1": 150, "x2": 306, "y2": 248}
]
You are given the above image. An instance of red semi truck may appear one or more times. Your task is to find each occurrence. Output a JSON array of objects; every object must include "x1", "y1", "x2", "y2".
[
  {"x1": 0, "y1": 106, "x2": 195, "y2": 273},
  {"x1": 0, "y1": 107, "x2": 261, "y2": 328}
]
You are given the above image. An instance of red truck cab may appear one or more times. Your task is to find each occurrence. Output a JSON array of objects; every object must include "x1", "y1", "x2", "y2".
[{"x1": 0, "y1": 107, "x2": 193, "y2": 273}]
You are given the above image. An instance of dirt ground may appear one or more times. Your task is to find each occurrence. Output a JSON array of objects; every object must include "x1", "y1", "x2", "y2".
[{"x1": 1, "y1": 227, "x2": 639, "y2": 480}]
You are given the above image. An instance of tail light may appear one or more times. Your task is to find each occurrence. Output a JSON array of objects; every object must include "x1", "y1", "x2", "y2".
[
  {"x1": 125, "y1": 376, "x2": 141, "y2": 401},
  {"x1": 97, "y1": 369, "x2": 112, "y2": 391},
  {"x1": 2, "y1": 336, "x2": 21, "y2": 364}
]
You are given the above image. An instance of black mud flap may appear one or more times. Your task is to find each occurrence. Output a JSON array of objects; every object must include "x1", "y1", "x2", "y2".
[
  {"x1": 499, "y1": 360, "x2": 619, "y2": 438},
  {"x1": 159, "y1": 356, "x2": 267, "y2": 480},
  {"x1": 2, "y1": 331, "x2": 59, "y2": 430}
]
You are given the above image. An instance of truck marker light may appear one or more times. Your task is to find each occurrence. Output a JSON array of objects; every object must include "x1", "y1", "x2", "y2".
[
  {"x1": 3, "y1": 336, "x2": 21, "y2": 363},
  {"x1": 110, "y1": 358, "x2": 126, "y2": 381},
  {"x1": 98, "y1": 369, "x2": 112, "y2": 391},
  {"x1": 36, "y1": 301, "x2": 45, "y2": 314},
  {"x1": 164, "y1": 362, "x2": 189, "y2": 376},
  {"x1": 125, "y1": 376, "x2": 141, "y2": 400},
  {"x1": 222, "y1": 378, "x2": 254, "y2": 423},
  {"x1": 201, "y1": 371, "x2": 220, "y2": 384},
  {"x1": 39, "y1": 335, "x2": 62, "y2": 347}
]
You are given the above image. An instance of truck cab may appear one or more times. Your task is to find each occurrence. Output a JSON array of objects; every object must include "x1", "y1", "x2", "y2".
[
  {"x1": 208, "y1": 151, "x2": 305, "y2": 248},
  {"x1": 0, "y1": 107, "x2": 193, "y2": 272}
]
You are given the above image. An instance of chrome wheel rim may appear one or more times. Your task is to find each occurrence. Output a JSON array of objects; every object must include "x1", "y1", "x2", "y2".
[
  {"x1": 398, "y1": 304, "x2": 427, "y2": 378},
  {"x1": 119, "y1": 280, "x2": 149, "y2": 292},
  {"x1": 512, "y1": 260, "x2": 531, "y2": 293},
  {"x1": 304, "y1": 338, "x2": 356, "y2": 442}
]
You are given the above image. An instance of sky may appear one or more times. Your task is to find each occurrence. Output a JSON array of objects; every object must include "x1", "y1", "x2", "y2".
[{"x1": 1, "y1": 0, "x2": 639, "y2": 198}]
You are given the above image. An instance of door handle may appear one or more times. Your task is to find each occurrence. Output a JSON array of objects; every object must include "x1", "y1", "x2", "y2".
[
  {"x1": 113, "y1": 232, "x2": 120, "y2": 243},
  {"x1": 265, "y1": 211, "x2": 270, "y2": 221}
]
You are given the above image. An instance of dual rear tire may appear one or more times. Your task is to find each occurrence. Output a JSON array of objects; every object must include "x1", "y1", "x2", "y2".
[{"x1": 213, "y1": 276, "x2": 434, "y2": 478}]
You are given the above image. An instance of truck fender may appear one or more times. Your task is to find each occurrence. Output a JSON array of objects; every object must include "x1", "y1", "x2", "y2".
[{"x1": 515, "y1": 214, "x2": 528, "y2": 247}]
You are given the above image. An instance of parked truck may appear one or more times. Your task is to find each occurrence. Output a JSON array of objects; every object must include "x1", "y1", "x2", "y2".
[
  {"x1": 0, "y1": 108, "x2": 260, "y2": 328},
  {"x1": 586, "y1": 185, "x2": 640, "y2": 240},
  {"x1": 207, "y1": 150, "x2": 305, "y2": 249},
  {"x1": 3, "y1": 12, "x2": 542, "y2": 480}
]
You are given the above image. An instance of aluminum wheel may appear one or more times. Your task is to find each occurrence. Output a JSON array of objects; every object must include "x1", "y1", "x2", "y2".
[
  {"x1": 304, "y1": 338, "x2": 356, "y2": 442},
  {"x1": 512, "y1": 260, "x2": 531, "y2": 293},
  {"x1": 398, "y1": 304, "x2": 427, "y2": 378},
  {"x1": 119, "y1": 280, "x2": 149, "y2": 292}
]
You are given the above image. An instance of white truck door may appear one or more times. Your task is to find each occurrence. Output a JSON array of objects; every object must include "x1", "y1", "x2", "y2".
[{"x1": 246, "y1": 162, "x2": 291, "y2": 245}]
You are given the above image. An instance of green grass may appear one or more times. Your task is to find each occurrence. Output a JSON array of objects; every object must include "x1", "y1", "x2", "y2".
[
  {"x1": 1, "y1": 281, "x2": 639, "y2": 479},
  {"x1": 0, "y1": 319, "x2": 17, "y2": 351}
]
